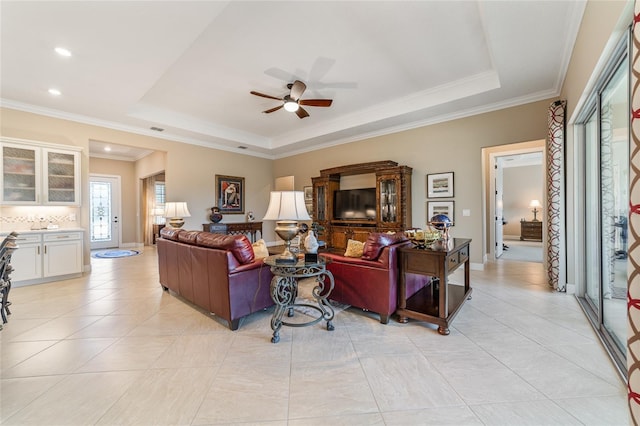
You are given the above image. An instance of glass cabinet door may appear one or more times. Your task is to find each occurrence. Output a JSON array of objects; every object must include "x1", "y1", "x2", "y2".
[
  {"x1": 2, "y1": 144, "x2": 39, "y2": 204},
  {"x1": 378, "y1": 177, "x2": 398, "y2": 223},
  {"x1": 43, "y1": 149, "x2": 78, "y2": 204},
  {"x1": 315, "y1": 185, "x2": 326, "y2": 221}
]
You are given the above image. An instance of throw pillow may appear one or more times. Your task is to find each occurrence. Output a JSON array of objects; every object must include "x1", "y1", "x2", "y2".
[
  {"x1": 252, "y1": 239, "x2": 269, "y2": 259},
  {"x1": 344, "y1": 239, "x2": 364, "y2": 258}
]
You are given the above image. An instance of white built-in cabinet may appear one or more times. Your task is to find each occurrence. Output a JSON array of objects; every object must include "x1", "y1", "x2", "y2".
[
  {"x1": 9, "y1": 230, "x2": 83, "y2": 285},
  {"x1": 1, "y1": 139, "x2": 81, "y2": 205}
]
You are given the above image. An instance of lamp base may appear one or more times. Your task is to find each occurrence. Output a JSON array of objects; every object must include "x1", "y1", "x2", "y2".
[{"x1": 168, "y1": 218, "x2": 185, "y2": 228}]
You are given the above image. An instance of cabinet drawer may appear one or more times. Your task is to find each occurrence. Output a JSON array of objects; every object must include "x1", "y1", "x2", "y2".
[
  {"x1": 43, "y1": 232, "x2": 82, "y2": 241},
  {"x1": 13, "y1": 234, "x2": 42, "y2": 244}
]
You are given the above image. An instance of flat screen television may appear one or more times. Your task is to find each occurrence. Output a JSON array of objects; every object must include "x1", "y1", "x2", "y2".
[{"x1": 333, "y1": 188, "x2": 377, "y2": 220}]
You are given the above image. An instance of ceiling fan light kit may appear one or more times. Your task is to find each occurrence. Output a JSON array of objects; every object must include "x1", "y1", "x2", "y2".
[{"x1": 250, "y1": 79, "x2": 333, "y2": 119}]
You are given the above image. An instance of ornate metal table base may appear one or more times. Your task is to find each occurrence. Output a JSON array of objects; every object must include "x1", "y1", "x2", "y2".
[{"x1": 267, "y1": 258, "x2": 335, "y2": 344}]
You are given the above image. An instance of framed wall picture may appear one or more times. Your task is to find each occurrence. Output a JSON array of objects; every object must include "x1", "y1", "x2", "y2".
[
  {"x1": 427, "y1": 200, "x2": 454, "y2": 223},
  {"x1": 427, "y1": 172, "x2": 454, "y2": 198},
  {"x1": 303, "y1": 186, "x2": 313, "y2": 201},
  {"x1": 216, "y1": 175, "x2": 245, "y2": 214}
]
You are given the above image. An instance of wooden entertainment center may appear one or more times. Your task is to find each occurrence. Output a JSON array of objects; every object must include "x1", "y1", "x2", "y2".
[{"x1": 311, "y1": 161, "x2": 412, "y2": 251}]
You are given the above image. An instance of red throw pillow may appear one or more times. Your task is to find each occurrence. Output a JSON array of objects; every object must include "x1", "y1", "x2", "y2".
[{"x1": 361, "y1": 232, "x2": 408, "y2": 261}]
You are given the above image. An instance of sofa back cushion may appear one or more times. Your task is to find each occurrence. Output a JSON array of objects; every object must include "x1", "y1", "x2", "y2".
[
  {"x1": 196, "y1": 232, "x2": 255, "y2": 265},
  {"x1": 361, "y1": 232, "x2": 408, "y2": 261},
  {"x1": 178, "y1": 230, "x2": 199, "y2": 244},
  {"x1": 160, "y1": 227, "x2": 182, "y2": 241}
]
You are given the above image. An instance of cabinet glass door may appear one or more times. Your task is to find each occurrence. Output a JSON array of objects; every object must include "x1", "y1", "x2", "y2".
[
  {"x1": 45, "y1": 150, "x2": 77, "y2": 203},
  {"x1": 379, "y1": 178, "x2": 397, "y2": 223},
  {"x1": 316, "y1": 185, "x2": 326, "y2": 221},
  {"x1": 2, "y1": 145, "x2": 38, "y2": 203}
]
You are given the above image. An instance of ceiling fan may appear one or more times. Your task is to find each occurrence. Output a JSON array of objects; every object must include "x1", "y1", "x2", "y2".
[{"x1": 250, "y1": 80, "x2": 332, "y2": 119}]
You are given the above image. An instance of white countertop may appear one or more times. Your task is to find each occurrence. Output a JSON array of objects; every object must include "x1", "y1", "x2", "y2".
[{"x1": 0, "y1": 227, "x2": 85, "y2": 236}]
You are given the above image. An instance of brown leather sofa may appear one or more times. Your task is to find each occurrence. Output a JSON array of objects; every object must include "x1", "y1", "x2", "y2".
[
  {"x1": 321, "y1": 232, "x2": 430, "y2": 324},
  {"x1": 157, "y1": 228, "x2": 273, "y2": 330}
]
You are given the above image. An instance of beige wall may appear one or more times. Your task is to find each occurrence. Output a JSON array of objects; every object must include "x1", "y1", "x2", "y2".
[
  {"x1": 503, "y1": 165, "x2": 544, "y2": 237},
  {"x1": 561, "y1": 0, "x2": 632, "y2": 286},
  {"x1": 0, "y1": 108, "x2": 274, "y2": 271},
  {"x1": 274, "y1": 99, "x2": 551, "y2": 265},
  {"x1": 89, "y1": 157, "x2": 137, "y2": 245}
]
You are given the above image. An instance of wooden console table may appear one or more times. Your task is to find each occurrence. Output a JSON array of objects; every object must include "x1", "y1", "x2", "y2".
[
  {"x1": 397, "y1": 238, "x2": 472, "y2": 335},
  {"x1": 202, "y1": 222, "x2": 262, "y2": 243},
  {"x1": 520, "y1": 220, "x2": 542, "y2": 241}
]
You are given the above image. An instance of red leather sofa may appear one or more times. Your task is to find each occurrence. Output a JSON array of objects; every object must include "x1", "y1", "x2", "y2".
[
  {"x1": 157, "y1": 228, "x2": 273, "y2": 330},
  {"x1": 321, "y1": 232, "x2": 430, "y2": 324}
]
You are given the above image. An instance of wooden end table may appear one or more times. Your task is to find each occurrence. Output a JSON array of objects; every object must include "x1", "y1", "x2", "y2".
[{"x1": 397, "y1": 238, "x2": 472, "y2": 335}]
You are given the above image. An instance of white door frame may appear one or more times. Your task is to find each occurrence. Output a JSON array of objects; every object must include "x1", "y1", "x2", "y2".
[
  {"x1": 487, "y1": 144, "x2": 545, "y2": 260},
  {"x1": 89, "y1": 174, "x2": 122, "y2": 250}
]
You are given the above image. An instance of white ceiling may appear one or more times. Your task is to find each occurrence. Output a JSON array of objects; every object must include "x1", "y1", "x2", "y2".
[{"x1": 0, "y1": 1, "x2": 585, "y2": 160}]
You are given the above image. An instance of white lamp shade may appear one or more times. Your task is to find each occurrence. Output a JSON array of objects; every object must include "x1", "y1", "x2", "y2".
[
  {"x1": 529, "y1": 199, "x2": 541, "y2": 208},
  {"x1": 164, "y1": 202, "x2": 191, "y2": 218},
  {"x1": 263, "y1": 191, "x2": 311, "y2": 221}
]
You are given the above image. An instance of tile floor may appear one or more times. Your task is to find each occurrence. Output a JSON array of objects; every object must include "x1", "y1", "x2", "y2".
[{"x1": 0, "y1": 246, "x2": 628, "y2": 425}]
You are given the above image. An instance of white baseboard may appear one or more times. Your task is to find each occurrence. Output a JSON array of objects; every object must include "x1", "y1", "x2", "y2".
[{"x1": 470, "y1": 262, "x2": 484, "y2": 271}]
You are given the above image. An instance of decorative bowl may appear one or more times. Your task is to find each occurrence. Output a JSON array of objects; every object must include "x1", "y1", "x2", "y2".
[{"x1": 405, "y1": 229, "x2": 441, "y2": 249}]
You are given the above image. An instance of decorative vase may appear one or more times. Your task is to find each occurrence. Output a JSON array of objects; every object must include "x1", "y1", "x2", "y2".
[
  {"x1": 210, "y1": 207, "x2": 223, "y2": 223},
  {"x1": 304, "y1": 230, "x2": 319, "y2": 254}
]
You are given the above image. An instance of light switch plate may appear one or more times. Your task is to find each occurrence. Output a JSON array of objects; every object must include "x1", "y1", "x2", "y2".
[{"x1": 462, "y1": 209, "x2": 471, "y2": 217}]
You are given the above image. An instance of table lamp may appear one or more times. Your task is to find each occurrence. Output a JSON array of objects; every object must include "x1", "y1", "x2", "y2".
[
  {"x1": 529, "y1": 199, "x2": 541, "y2": 221},
  {"x1": 263, "y1": 191, "x2": 311, "y2": 263},
  {"x1": 151, "y1": 207, "x2": 165, "y2": 225},
  {"x1": 164, "y1": 202, "x2": 191, "y2": 228}
]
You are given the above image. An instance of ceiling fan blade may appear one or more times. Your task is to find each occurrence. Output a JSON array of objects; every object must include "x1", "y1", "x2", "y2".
[
  {"x1": 289, "y1": 80, "x2": 307, "y2": 101},
  {"x1": 299, "y1": 99, "x2": 333, "y2": 107},
  {"x1": 263, "y1": 105, "x2": 283, "y2": 114},
  {"x1": 250, "y1": 91, "x2": 282, "y2": 101},
  {"x1": 295, "y1": 106, "x2": 309, "y2": 119}
]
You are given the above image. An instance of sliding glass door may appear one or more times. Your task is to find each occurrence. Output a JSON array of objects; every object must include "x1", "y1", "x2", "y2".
[{"x1": 578, "y1": 33, "x2": 629, "y2": 371}]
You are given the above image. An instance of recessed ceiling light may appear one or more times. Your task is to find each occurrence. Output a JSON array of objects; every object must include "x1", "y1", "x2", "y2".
[
  {"x1": 104, "y1": 146, "x2": 111, "y2": 152},
  {"x1": 54, "y1": 47, "x2": 72, "y2": 57},
  {"x1": 48, "y1": 88, "x2": 61, "y2": 96}
]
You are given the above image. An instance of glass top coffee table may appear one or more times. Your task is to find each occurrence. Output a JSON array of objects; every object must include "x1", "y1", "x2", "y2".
[{"x1": 264, "y1": 255, "x2": 335, "y2": 343}]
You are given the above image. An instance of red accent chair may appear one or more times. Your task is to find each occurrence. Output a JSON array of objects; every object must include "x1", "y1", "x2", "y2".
[{"x1": 321, "y1": 232, "x2": 429, "y2": 324}]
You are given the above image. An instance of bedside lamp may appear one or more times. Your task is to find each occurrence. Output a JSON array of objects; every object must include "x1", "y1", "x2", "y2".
[
  {"x1": 263, "y1": 191, "x2": 311, "y2": 263},
  {"x1": 529, "y1": 199, "x2": 541, "y2": 221},
  {"x1": 164, "y1": 202, "x2": 191, "y2": 229}
]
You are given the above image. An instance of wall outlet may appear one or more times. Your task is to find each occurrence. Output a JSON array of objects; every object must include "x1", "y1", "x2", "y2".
[
  {"x1": 462, "y1": 209, "x2": 471, "y2": 217},
  {"x1": 69, "y1": 213, "x2": 76, "y2": 221}
]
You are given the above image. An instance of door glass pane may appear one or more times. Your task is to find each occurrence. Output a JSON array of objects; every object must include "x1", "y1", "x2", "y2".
[
  {"x1": 600, "y1": 58, "x2": 628, "y2": 354},
  {"x1": 90, "y1": 181, "x2": 112, "y2": 242},
  {"x1": 585, "y1": 112, "x2": 599, "y2": 310}
]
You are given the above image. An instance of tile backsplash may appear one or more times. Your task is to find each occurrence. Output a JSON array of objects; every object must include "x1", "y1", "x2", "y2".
[{"x1": 0, "y1": 206, "x2": 81, "y2": 231}]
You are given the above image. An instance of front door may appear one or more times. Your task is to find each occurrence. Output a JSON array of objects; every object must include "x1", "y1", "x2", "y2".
[{"x1": 89, "y1": 175, "x2": 121, "y2": 249}]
